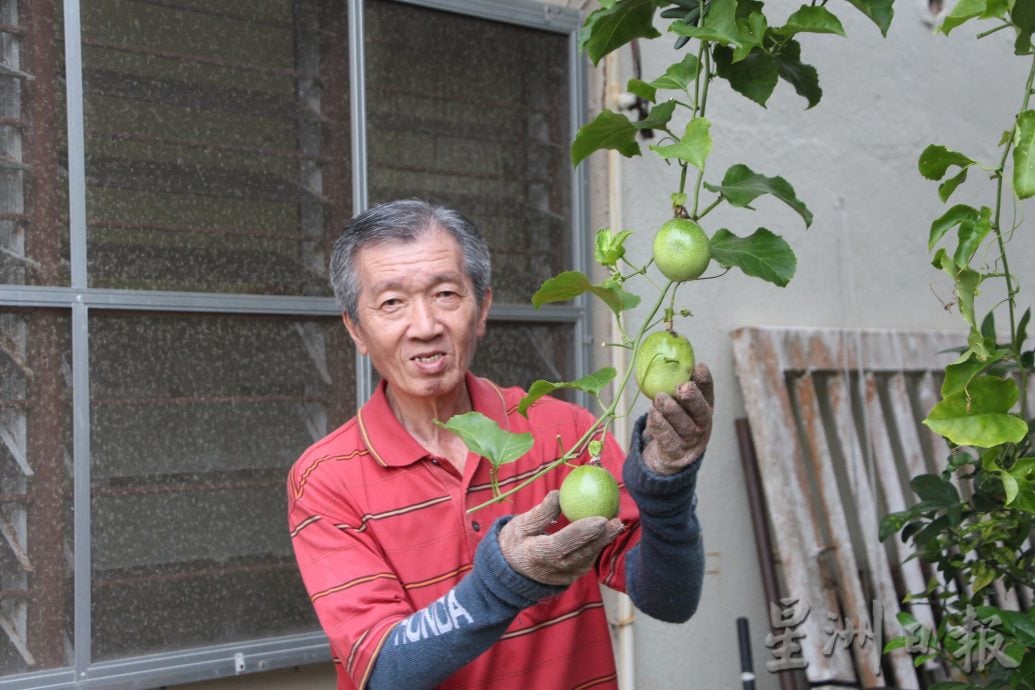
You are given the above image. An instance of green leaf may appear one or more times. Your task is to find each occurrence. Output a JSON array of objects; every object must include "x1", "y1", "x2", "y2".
[
  {"x1": 437, "y1": 412, "x2": 534, "y2": 469},
  {"x1": 669, "y1": 0, "x2": 743, "y2": 48},
  {"x1": 924, "y1": 375, "x2": 1030, "y2": 447},
  {"x1": 882, "y1": 635, "x2": 907, "y2": 653},
  {"x1": 595, "y1": 228, "x2": 634, "y2": 267},
  {"x1": 919, "y1": 144, "x2": 975, "y2": 181},
  {"x1": 938, "y1": 168, "x2": 969, "y2": 203},
  {"x1": 713, "y1": 45, "x2": 779, "y2": 107},
  {"x1": 704, "y1": 164, "x2": 813, "y2": 227},
  {"x1": 973, "y1": 561, "x2": 996, "y2": 592},
  {"x1": 709, "y1": 227, "x2": 796, "y2": 287},
  {"x1": 771, "y1": 39, "x2": 822, "y2": 109},
  {"x1": 531, "y1": 270, "x2": 639, "y2": 316},
  {"x1": 1016, "y1": 307, "x2": 1031, "y2": 352},
  {"x1": 896, "y1": 610, "x2": 919, "y2": 628},
  {"x1": 1014, "y1": 110, "x2": 1035, "y2": 199},
  {"x1": 648, "y1": 54, "x2": 701, "y2": 91},
  {"x1": 941, "y1": 350, "x2": 1009, "y2": 398},
  {"x1": 733, "y1": 9, "x2": 768, "y2": 61},
  {"x1": 649, "y1": 117, "x2": 712, "y2": 170},
  {"x1": 518, "y1": 367, "x2": 618, "y2": 416},
  {"x1": 928, "y1": 204, "x2": 978, "y2": 252},
  {"x1": 1007, "y1": 457, "x2": 1035, "y2": 512},
  {"x1": 995, "y1": 608, "x2": 1035, "y2": 644},
  {"x1": 626, "y1": 78, "x2": 657, "y2": 104},
  {"x1": 1013, "y1": 0, "x2": 1035, "y2": 54},
  {"x1": 1003, "y1": 469, "x2": 1020, "y2": 504},
  {"x1": 928, "y1": 682, "x2": 971, "y2": 690},
  {"x1": 953, "y1": 206, "x2": 992, "y2": 268},
  {"x1": 879, "y1": 510, "x2": 910, "y2": 541},
  {"x1": 635, "y1": 100, "x2": 677, "y2": 130},
  {"x1": 843, "y1": 0, "x2": 895, "y2": 36},
  {"x1": 579, "y1": 0, "x2": 661, "y2": 66},
  {"x1": 939, "y1": 0, "x2": 1009, "y2": 35},
  {"x1": 776, "y1": 5, "x2": 846, "y2": 37},
  {"x1": 571, "y1": 110, "x2": 641, "y2": 167},
  {"x1": 910, "y1": 473, "x2": 960, "y2": 507},
  {"x1": 932, "y1": 249, "x2": 983, "y2": 332},
  {"x1": 980, "y1": 309, "x2": 996, "y2": 343}
]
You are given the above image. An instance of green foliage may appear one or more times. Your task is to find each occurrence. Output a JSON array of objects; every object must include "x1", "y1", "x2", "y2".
[
  {"x1": 531, "y1": 270, "x2": 640, "y2": 315},
  {"x1": 518, "y1": 368, "x2": 618, "y2": 417},
  {"x1": 579, "y1": 0, "x2": 660, "y2": 65},
  {"x1": 880, "y1": 3, "x2": 1035, "y2": 686},
  {"x1": 709, "y1": 227, "x2": 796, "y2": 286},
  {"x1": 456, "y1": 2, "x2": 909, "y2": 542},
  {"x1": 702, "y1": 164, "x2": 813, "y2": 227},
  {"x1": 924, "y1": 376, "x2": 1028, "y2": 448}
]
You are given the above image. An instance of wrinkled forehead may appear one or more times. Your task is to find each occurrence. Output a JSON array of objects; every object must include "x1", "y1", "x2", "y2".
[{"x1": 353, "y1": 226, "x2": 469, "y2": 288}]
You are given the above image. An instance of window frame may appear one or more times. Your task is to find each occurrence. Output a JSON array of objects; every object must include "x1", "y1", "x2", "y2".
[{"x1": 0, "y1": 0, "x2": 590, "y2": 688}]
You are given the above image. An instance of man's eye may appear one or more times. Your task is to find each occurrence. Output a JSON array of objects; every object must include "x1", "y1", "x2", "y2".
[{"x1": 380, "y1": 298, "x2": 402, "y2": 309}]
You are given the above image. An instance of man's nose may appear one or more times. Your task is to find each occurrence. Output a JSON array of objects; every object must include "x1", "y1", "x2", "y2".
[{"x1": 409, "y1": 298, "x2": 443, "y2": 338}]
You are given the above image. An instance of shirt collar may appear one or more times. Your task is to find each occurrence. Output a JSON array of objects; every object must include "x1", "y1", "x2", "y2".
[{"x1": 356, "y1": 372, "x2": 512, "y2": 468}]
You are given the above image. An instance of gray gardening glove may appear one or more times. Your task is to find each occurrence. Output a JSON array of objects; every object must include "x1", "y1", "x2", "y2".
[
  {"x1": 642, "y1": 363, "x2": 714, "y2": 476},
  {"x1": 498, "y1": 490, "x2": 624, "y2": 587}
]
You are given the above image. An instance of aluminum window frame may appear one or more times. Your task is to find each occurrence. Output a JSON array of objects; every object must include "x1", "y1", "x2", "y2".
[{"x1": 0, "y1": 0, "x2": 589, "y2": 687}]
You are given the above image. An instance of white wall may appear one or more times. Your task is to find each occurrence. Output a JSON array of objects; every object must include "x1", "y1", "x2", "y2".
[{"x1": 615, "y1": 2, "x2": 1035, "y2": 689}]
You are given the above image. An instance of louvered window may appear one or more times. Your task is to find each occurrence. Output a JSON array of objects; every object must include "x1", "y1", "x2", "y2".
[{"x1": 0, "y1": 0, "x2": 587, "y2": 687}]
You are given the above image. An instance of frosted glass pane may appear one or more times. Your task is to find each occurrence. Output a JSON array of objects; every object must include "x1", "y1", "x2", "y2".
[
  {"x1": 0, "y1": 308, "x2": 73, "y2": 675},
  {"x1": 365, "y1": 0, "x2": 572, "y2": 305},
  {"x1": 89, "y1": 312, "x2": 355, "y2": 660},
  {"x1": 473, "y1": 321, "x2": 574, "y2": 395},
  {"x1": 81, "y1": 0, "x2": 351, "y2": 295}
]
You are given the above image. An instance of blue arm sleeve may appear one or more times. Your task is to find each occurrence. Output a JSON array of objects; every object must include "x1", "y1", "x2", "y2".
[
  {"x1": 622, "y1": 413, "x2": 705, "y2": 624},
  {"x1": 367, "y1": 517, "x2": 564, "y2": 690}
]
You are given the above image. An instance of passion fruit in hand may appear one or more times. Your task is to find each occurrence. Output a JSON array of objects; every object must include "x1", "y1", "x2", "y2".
[
  {"x1": 559, "y1": 464, "x2": 620, "y2": 521},
  {"x1": 634, "y1": 330, "x2": 696, "y2": 400},
  {"x1": 652, "y1": 218, "x2": 711, "y2": 282}
]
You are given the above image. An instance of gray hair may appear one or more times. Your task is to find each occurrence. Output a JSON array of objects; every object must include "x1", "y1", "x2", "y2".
[{"x1": 329, "y1": 199, "x2": 492, "y2": 321}]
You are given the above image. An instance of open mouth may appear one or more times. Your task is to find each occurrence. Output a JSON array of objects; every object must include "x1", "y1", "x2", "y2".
[{"x1": 412, "y1": 352, "x2": 445, "y2": 364}]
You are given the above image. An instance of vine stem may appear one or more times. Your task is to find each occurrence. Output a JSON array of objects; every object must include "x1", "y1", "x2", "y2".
[
  {"x1": 992, "y1": 51, "x2": 1035, "y2": 417},
  {"x1": 691, "y1": 42, "x2": 711, "y2": 218},
  {"x1": 466, "y1": 281, "x2": 674, "y2": 514}
]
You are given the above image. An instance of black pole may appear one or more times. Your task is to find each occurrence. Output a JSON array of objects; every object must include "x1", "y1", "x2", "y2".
[{"x1": 737, "y1": 616, "x2": 756, "y2": 690}]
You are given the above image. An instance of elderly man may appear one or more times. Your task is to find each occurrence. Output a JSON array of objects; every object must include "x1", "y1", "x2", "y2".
[{"x1": 288, "y1": 199, "x2": 712, "y2": 690}]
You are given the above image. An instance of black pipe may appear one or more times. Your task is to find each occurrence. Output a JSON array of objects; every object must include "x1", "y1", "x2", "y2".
[{"x1": 737, "y1": 616, "x2": 756, "y2": 690}]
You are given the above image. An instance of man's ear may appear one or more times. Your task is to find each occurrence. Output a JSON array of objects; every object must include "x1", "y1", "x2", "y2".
[
  {"x1": 476, "y1": 288, "x2": 493, "y2": 338},
  {"x1": 342, "y1": 313, "x2": 369, "y2": 356}
]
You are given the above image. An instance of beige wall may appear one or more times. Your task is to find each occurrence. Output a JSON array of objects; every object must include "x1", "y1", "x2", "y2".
[{"x1": 618, "y1": 3, "x2": 1035, "y2": 689}]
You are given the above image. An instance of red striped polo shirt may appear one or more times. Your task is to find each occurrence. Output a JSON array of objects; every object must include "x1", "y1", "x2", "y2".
[{"x1": 287, "y1": 372, "x2": 642, "y2": 689}]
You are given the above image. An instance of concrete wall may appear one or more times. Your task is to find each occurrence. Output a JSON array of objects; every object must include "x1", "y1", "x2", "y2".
[{"x1": 614, "y1": 2, "x2": 1035, "y2": 689}]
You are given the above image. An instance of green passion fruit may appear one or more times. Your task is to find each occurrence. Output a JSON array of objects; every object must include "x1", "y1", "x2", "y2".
[
  {"x1": 634, "y1": 330, "x2": 695, "y2": 400},
  {"x1": 559, "y1": 464, "x2": 620, "y2": 521},
  {"x1": 652, "y1": 218, "x2": 711, "y2": 283}
]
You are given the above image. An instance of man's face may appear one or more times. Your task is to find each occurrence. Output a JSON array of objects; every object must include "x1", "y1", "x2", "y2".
[{"x1": 343, "y1": 227, "x2": 491, "y2": 407}]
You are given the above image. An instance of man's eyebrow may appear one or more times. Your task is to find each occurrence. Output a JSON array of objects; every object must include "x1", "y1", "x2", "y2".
[{"x1": 366, "y1": 273, "x2": 466, "y2": 297}]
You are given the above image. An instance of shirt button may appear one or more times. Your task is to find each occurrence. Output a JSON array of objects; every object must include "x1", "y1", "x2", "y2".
[
  {"x1": 430, "y1": 458, "x2": 440, "y2": 465},
  {"x1": 471, "y1": 521, "x2": 481, "y2": 532}
]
